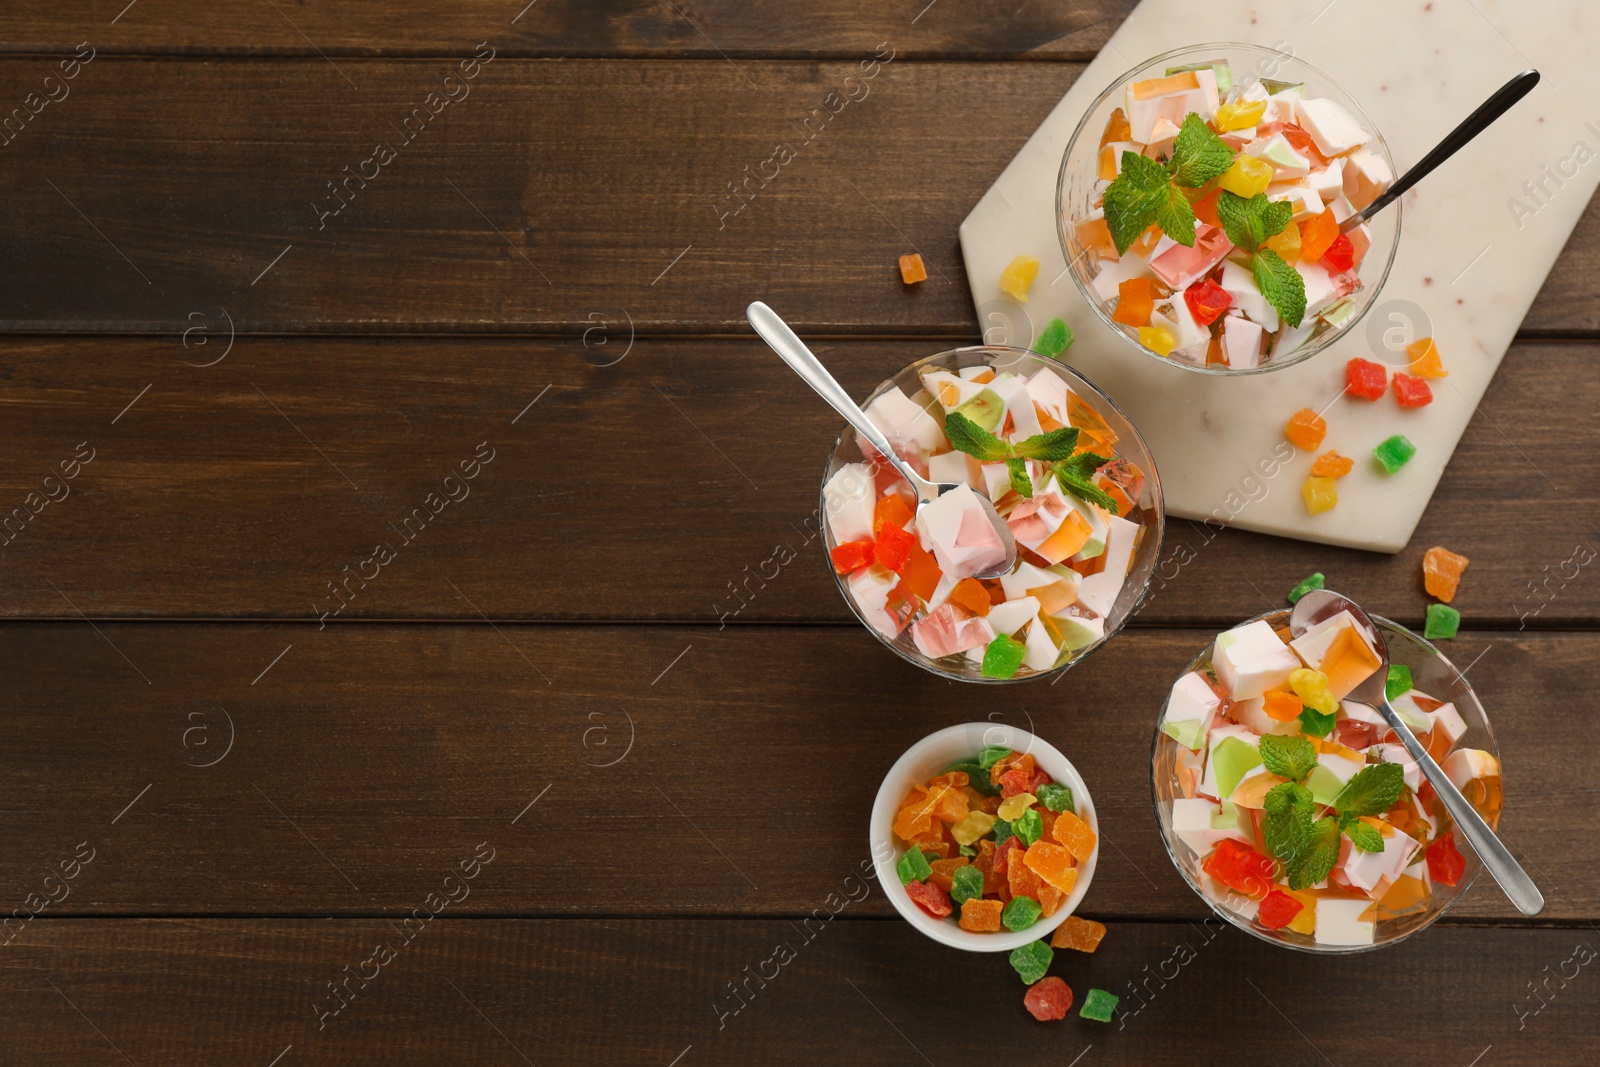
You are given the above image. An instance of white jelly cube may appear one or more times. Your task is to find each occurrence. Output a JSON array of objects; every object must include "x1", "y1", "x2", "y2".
[
  {"x1": 1162, "y1": 671, "x2": 1222, "y2": 750},
  {"x1": 1212, "y1": 619, "x2": 1299, "y2": 700},
  {"x1": 1314, "y1": 896, "x2": 1375, "y2": 946},
  {"x1": 823, "y1": 463, "x2": 875, "y2": 544},
  {"x1": 1075, "y1": 514, "x2": 1140, "y2": 616},
  {"x1": 1295, "y1": 97, "x2": 1371, "y2": 157},
  {"x1": 866, "y1": 388, "x2": 942, "y2": 454}
]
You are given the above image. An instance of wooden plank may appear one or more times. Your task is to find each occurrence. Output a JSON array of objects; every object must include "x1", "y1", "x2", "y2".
[
  {"x1": 0, "y1": 336, "x2": 1592, "y2": 626},
  {"x1": 2, "y1": 918, "x2": 1593, "y2": 1063},
  {"x1": 0, "y1": 57, "x2": 1596, "y2": 335},
  {"x1": 0, "y1": 2, "x2": 1133, "y2": 60},
  {"x1": 0, "y1": 623, "x2": 1584, "y2": 921}
]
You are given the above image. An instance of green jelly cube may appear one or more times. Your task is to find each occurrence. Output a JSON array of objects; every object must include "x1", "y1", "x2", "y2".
[
  {"x1": 1002, "y1": 895, "x2": 1042, "y2": 932},
  {"x1": 1080, "y1": 987, "x2": 1119, "y2": 1023},
  {"x1": 1425, "y1": 602, "x2": 1461, "y2": 640},
  {"x1": 979, "y1": 746, "x2": 1014, "y2": 770},
  {"x1": 1032, "y1": 317, "x2": 1074, "y2": 357},
  {"x1": 1306, "y1": 764, "x2": 1347, "y2": 806},
  {"x1": 1374, "y1": 434, "x2": 1417, "y2": 474},
  {"x1": 1014, "y1": 808, "x2": 1043, "y2": 845},
  {"x1": 1298, "y1": 706, "x2": 1335, "y2": 738},
  {"x1": 982, "y1": 634, "x2": 1027, "y2": 679},
  {"x1": 1211, "y1": 736, "x2": 1263, "y2": 800},
  {"x1": 896, "y1": 848, "x2": 932, "y2": 886},
  {"x1": 1009, "y1": 938, "x2": 1053, "y2": 983},
  {"x1": 1287, "y1": 572, "x2": 1325, "y2": 604},
  {"x1": 1161, "y1": 718, "x2": 1208, "y2": 751},
  {"x1": 1210, "y1": 800, "x2": 1241, "y2": 831},
  {"x1": 1035, "y1": 783, "x2": 1074, "y2": 813},
  {"x1": 950, "y1": 864, "x2": 985, "y2": 906},
  {"x1": 1385, "y1": 664, "x2": 1413, "y2": 701}
]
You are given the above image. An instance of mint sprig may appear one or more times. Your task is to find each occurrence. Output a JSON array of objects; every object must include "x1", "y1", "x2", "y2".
[
  {"x1": 1170, "y1": 113, "x2": 1235, "y2": 187},
  {"x1": 1343, "y1": 816, "x2": 1386, "y2": 854},
  {"x1": 942, "y1": 413, "x2": 1085, "y2": 500},
  {"x1": 1051, "y1": 451, "x2": 1118, "y2": 514},
  {"x1": 1332, "y1": 762, "x2": 1406, "y2": 818},
  {"x1": 1284, "y1": 816, "x2": 1341, "y2": 890},
  {"x1": 1258, "y1": 734, "x2": 1318, "y2": 782},
  {"x1": 1262, "y1": 748, "x2": 1408, "y2": 887},
  {"x1": 1100, "y1": 113, "x2": 1236, "y2": 254},
  {"x1": 1216, "y1": 191, "x2": 1306, "y2": 328}
]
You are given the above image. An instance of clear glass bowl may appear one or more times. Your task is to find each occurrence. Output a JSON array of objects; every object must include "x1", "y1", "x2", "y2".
[
  {"x1": 1151, "y1": 609, "x2": 1502, "y2": 952},
  {"x1": 819, "y1": 345, "x2": 1164, "y2": 683},
  {"x1": 1057, "y1": 43, "x2": 1402, "y2": 375}
]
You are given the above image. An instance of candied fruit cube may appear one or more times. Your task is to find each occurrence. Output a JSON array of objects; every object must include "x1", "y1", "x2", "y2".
[
  {"x1": 1263, "y1": 690, "x2": 1302, "y2": 722},
  {"x1": 874, "y1": 523, "x2": 915, "y2": 572},
  {"x1": 899, "y1": 253, "x2": 927, "y2": 285},
  {"x1": 1374, "y1": 434, "x2": 1416, "y2": 474},
  {"x1": 1079, "y1": 988, "x2": 1119, "y2": 1023},
  {"x1": 1009, "y1": 938, "x2": 1052, "y2": 983},
  {"x1": 1000, "y1": 256, "x2": 1040, "y2": 302},
  {"x1": 949, "y1": 863, "x2": 985, "y2": 906},
  {"x1": 1033, "y1": 317, "x2": 1074, "y2": 357},
  {"x1": 830, "y1": 540, "x2": 874, "y2": 574},
  {"x1": 905, "y1": 879, "x2": 953, "y2": 918},
  {"x1": 1023, "y1": 841, "x2": 1080, "y2": 896},
  {"x1": 1216, "y1": 99, "x2": 1267, "y2": 131},
  {"x1": 982, "y1": 634, "x2": 1027, "y2": 679},
  {"x1": 1311, "y1": 451, "x2": 1353, "y2": 478},
  {"x1": 949, "y1": 577, "x2": 992, "y2": 617},
  {"x1": 1257, "y1": 888, "x2": 1305, "y2": 930},
  {"x1": 1219, "y1": 155, "x2": 1274, "y2": 197},
  {"x1": 997, "y1": 793, "x2": 1037, "y2": 823},
  {"x1": 1407, "y1": 337, "x2": 1448, "y2": 378},
  {"x1": 1050, "y1": 915, "x2": 1107, "y2": 952},
  {"x1": 1139, "y1": 325, "x2": 1178, "y2": 357},
  {"x1": 1287, "y1": 572, "x2": 1325, "y2": 604},
  {"x1": 928, "y1": 857, "x2": 968, "y2": 892},
  {"x1": 1024, "y1": 976, "x2": 1073, "y2": 1021},
  {"x1": 1345, "y1": 358, "x2": 1387, "y2": 400},
  {"x1": 1426, "y1": 831, "x2": 1465, "y2": 886},
  {"x1": 1422, "y1": 546, "x2": 1470, "y2": 603},
  {"x1": 1299, "y1": 209, "x2": 1339, "y2": 263},
  {"x1": 1284, "y1": 408, "x2": 1327, "y2": 451},
  {"x1": 959, "y1": 896, "x2": 1004, "y2": 932},
  {"x1": 899, "y1": 541, "x2": 942, "y2": 602},
  {"x1": 1184, "y1": 278, "x2": 1233, "y2": 326},
  {"x1": 1051, "y1": 810, "x2": 1097, "y2": 863},
  {"x1": 1302, "y1": 475, "x2": 1338, "y2": 515},
  {"x1": 1424, "y1": 602, "x2": 1460, "y2": 640},
  {"x1": 1002, "y1": 895, "x2": 1043, "y2": 932},
  {"x1": 1393, "y1": 372, "x2": 1433, "y2": 408},
  {"x1": 950, "y1": 809, "x2": 996, "y2": 846},
  {"x1": 1112, "y1": 278, "x2": 1154, "y2": 327},
  {"x1": 1035, "y1": 783, "x2": 1074, "y2": 813},
  {"x1": 1289, "y1": 667, "x2": 1337, "y2": 715},
  {"x1": 896, "y1": 848, "x2": 933, "y2": 885},
  {"x1": 1385, "y1": 664, "x2": 1412, "y2": 701},
  {"x1": 1201, "y1": 839, "x2": 1274, "y2": 899}
]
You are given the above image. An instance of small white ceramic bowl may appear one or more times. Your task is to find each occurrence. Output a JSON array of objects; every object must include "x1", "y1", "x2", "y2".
[{"x1": 870, "y1": 723, "x2": 1100, "y2": 952}]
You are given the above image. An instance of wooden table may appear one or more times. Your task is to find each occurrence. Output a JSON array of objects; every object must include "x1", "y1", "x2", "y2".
[{"x1": 0, "y1": 3, "x2": 1595, "y2": 1063}]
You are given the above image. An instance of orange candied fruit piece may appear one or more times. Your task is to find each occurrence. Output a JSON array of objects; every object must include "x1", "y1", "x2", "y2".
[
  {"x1": 959, "y1": 897, "x2": 1004, "y2": 932},
  {"x1": 1051, "y1": 810, "x2": 1097, "y2": 863},
  {"x1": 1284, "y1": 408, "x2": 1327, "y2": 451},
  {"x1": 1023, "y1": 840, "x2": 1080, "y2": 895},
  {"x1": 1099, "y1": 106, "x2": 1132, "y2": 147},
  {"x1": 898, "y1": 253, "x2": 927, "y2": 285},
  {"x1": 1263, "y1": 690, "x2": 1303, "y2": 722},
  {"x1": 928, "y1": 856, "x2": 968, "y2": 892},
  {"x1": 1311, "y1": 450, "x2": 1354, "y2": 478},
  {"x1": 899, "y1": 540, "x2": 942, "y2": 603},
  {"x1": 874, "y1": 493, "x2": 914, "y2": 536},
  {"x1": 1422, "y1": 546, "x2": 1470, "y2": 603},
  {"x1": 1112, "y1": 277, "x2": 1154, "y2": 327},
  {"x1": 1299, "y1": 208, "x2": 1339, "y2": 263},
  {"x1": 1406, "y1": 337, "x2": 1448, "y2": 378},
  {"x1": 948, "y1": 577, "x2": 992, "y2": 617},
  {"x1": 1050, "y1": 915, "x2": 1107, "y2": 953}
]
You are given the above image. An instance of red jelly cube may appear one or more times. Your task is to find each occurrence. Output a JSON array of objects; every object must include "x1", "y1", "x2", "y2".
[
  {"x1": 1392, "y1": 373, "x2": 1434, "y2": 408},
  {"x1": 1426, "y1": 832, "x2": 1466, "y2": 887},
  {"x1": 1024, "y1": 977, "x2": 1074, "y2": 1021},
  {"x1": 1345, "y1": 358, "x2": 1388, "y2": 401},
  {"x1": 1183, "y1": 277, "x2": 1233, "y2": 326},
  {"x1": 829, "y1": 540, "x2": 875, "y2": 574},
  {"x1": 1201, "y1": 839, "x2": 1276, "y2": 900},
  {"x1": 904, "y1": 879, "x2": 953, "y2": 918},
  {"x1": 874, "y1": 524, "x2": 915, "y2": 573},
  {"x1": 1321, "y1": 233, "x2": 1354, "y2": 272},
  {"x1": 1257, "y1": 888, "x2": 1305, "y2": 930}
]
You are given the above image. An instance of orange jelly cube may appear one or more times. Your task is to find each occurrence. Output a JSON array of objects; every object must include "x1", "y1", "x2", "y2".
[
  {"x1": 1051, "y1": 810, "x2": 1097, "y2": 863},
  {"x1": 948, "y1": 577, "x2": 992, "y2": 617},
  {"x1": 874, "y1": 493, "x2": 914, "y2": 535},
  {"x1": 1036, "y1": 511, "x2": 1093, "y2": 565},
  {"x1": 1311, "y1": 450, "x2": 1354, "y2": 478},
  {"x1": 899, "y1": 541, "x2": 942, "y2": 603},
  {"x1": 1023, "y1": 841, "x2": 1080, "y2": 895},
  {"x1": 1422, "y1": 546, "x2": 1470, "y2": 603},
  {"x1": 1066, "y1": 393, "x2": 1120, "y2": 452},
  {"x1": 1406, "y1": 337, "x2": 1448, "y2": 378},
  {"x1": 1284, "y1": 408, "x2": 1327, "y2": 451},
  {"x1": 1263, "y1": 690, "x2": 1303, "y2": 722},
  {"x1": 1113, "y1": 277, "x2": 1154, "y2": 327},
  {"x1": 1099, "y1": 106, "x2": 1132, "y2": 147},
  {"x1": 1075, "y1": 216, "x2": 1119, "y2": 261},
  {"x1": 1299, "y1": 208, "x2": 1339, "y2": 263},
  {"x1": 1050, "y1": 915, "x2": 1107, "y2": 952},
  {"x1": 959, "y1": 897, "x2": 1004, "y2": 932},
  {"x1": 898, "y1": 253, "x2": 927, "y2": 285}
]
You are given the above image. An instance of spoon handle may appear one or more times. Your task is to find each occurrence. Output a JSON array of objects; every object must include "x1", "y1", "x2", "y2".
[
  {"x1": 1346, "y1": 69, "x2": 1540, "y2": 231},
  {"x1": 746, "y1": 301, "x2": 921, "y2": 487},
  {"x1": 1378, "y1": 697, "x2": 1545, "y2": 915}
]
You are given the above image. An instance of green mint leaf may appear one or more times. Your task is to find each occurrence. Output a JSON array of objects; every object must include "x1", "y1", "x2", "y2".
[
  {"x1": 1263, "y1": 780, "x2": 1312, "y2": 817},
  {"x1": 1298, "y1": 706, "x2": 1335, "y2": 739},
  {"x1": 1101, "y1": 152, "x2": 1171, "y2": 254},
  {"x1": 1284, "y1": 816, "x2": 1341, "y2": 891},
  {"x1": 1258, "y1": 734, "x2": 1319, "y2": 782},
  {"x1": 1169, "y1": 112, "x2": 1235, "y2": 187},
  {"x1": 1005, "y1": 457, "x2": 1034, "y2": 498},
  {"x1": 1214, "y1": 190, "x2": 1259, "y2": 251},
  {"x1": 1256, "y1": 197, "x2": 1294, "y2": 242},
  {"x1": 1333, "y1": 762, "x2": 1406, "y2": 818},
  {"x1": 1154, "y1": 182, "x2": 1198, "y2": 247},
  {"x1": 1012, "y1": 426, "x2": 1081, "y2": 462},
  {"x1": 943, "y1": 411, "x2": 1011, "y2": 463},
  {"x1": 1250, "y1": 248, "x2": 1306, "y2": 328},
  {"x1": 1055, "y1": 471, "x2": 1119, "y2": 515},
  {"x1": 1060, "y1": 450, "x2": 1112, "y2": 484},
  {"x1": 1263, "y1": 791, "x2": 1315, "y2": 864},
  {"x1": 1345, "y1": 820, "x2": 1385, "y2": 854}
]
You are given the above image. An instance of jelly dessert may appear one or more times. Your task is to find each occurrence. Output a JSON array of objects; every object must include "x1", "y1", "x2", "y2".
[
  {"x1": 1156, "y1": 612, "x2": 1502, "y2": 948},
  {"x1": 825, "y1": 353, "x2": 1156, "y2": 679}
]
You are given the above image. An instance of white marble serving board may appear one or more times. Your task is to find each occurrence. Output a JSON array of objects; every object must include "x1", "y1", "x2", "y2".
[{"x1": 960, "y1": 0, "x2": 1597, "y2": 552}]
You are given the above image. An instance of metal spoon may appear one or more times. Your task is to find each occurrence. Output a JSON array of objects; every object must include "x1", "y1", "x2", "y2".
[
  {"x1": 1289, "y1": 589, "x2": 1544, "y2": 915},
  {"x1": 1341, "y1": 69, "x2": 1539, "y2": 232},
  {"x1": 745, "y1": 301, "x2": 1017, "y2": 579}
]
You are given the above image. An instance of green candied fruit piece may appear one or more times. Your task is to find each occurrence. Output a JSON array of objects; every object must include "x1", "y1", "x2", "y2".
[
  {"x1": 896, "y1": 848, "x2": 933, "y2": 886},
  {"x1": 942, "y1": 760, "x2": 1000, "y2": 796},
  {"x1": 1079, "y1": 987, "x2": 1120, "y2": 1023},
  {"x1": 1385, "y1": 664, "x2": 1413, "y2": 701},
  {"x1": 1374, "y1": 434, "x2": 1417, "y2": 474},
  {"x1": 1035, "y1": 783, "x2": 1075, "y2": 813},
  {"x1": 1008, "y1": 938, "x2": 1053, "y2": 983},
  {"x1": 958, "y1": 844, "x2": 976, "y2": 858},
  {"x1": 1014, "y1": 808, "x2": 1044, "y2": 845},
  {"x1": 981, "y1": 634, "x2": 1027, "y2": 679},
  {"x1": 1032, "y1": 317, "x2": 1074, "y2": 358},
  {"x1": 1425, "y1": 602, "x2": 1461, "y2": 640},
  {"x1": 1286, "y1": 572, "x2": 1325, "y2": 604},
  {"x1": 1002, "y1": 895, "x2": 1043, "y2": 933},
  {"x1": 1298, "y1": 706, "x2": 1335, "y2": 738},
  {"x1": 950, "y1": 864, "x2": 985, "y2": 906},
  {"x1": 992, "y1": 817, "x2": 1014, "y2": 847},
  {"x1": 979, "y1": 746, "x2": 1014, "y2": 771}
]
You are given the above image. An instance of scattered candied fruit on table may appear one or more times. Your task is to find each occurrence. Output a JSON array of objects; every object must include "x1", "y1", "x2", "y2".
[
  {"x1": 1112, "y1": 277, "x2": 1154, "y2": 326},
  {"x1": 1392, "y1": 372, "x2": 1434, "y2": 408},
  {"x1": 1000, "y1": 255, "x2": 1040, "y2": 302},
  {"x1": 1422, "y1": 546, "x2": 1470, "y2": 603},
  {"x1": 1407, "y1": 337, "x2": 1448, "y2": 378},
  {"x1": 1050, "y1": 915, "x2": 1106, "y2": 953},
  {"x1": 898, "y1": 253, "x2": 927, "y2": 285},
  {"x1": 1302, "y1": 476, "x2": 1338, "y2": 515},
  {"x1": 1345, "y1": 358, "x2": 1388, "y2": 400},
  {"x1": 1284, "y1": 408, "x2": 1327, "y2": 451},
  {"x1": 1009, "y1": 939, "x2": 1053, "y2": 983},
  {"x1": 1287, "y1": 572, "x2": 1325, "y2": 604},
  {"x1": 1373, "y1": 434, "x2": 1417, "y2": 474},
  {"x1": 1033, "y1": 317, "x2": 1073, "y2": 357},
  {"x1": 1024, "y1": 977, "x2": 1074, "y2": 1022},
  {"x1": 1311, "y1": 450, "x2": 1354, "y2": 478},
  {"x1": 1079, "y1": 988, "x2": 1119, "y2": 1023},
  {"x1": 1424, "y1": 602, "x2": 1461, "y2": 640}
]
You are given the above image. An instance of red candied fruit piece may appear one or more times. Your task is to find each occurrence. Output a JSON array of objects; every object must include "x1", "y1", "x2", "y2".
[
  {"x1": 874, "y1": 524, "x2": 916, "y2": 573},
  {"x1": 1257, "y1": 888, "x2": 1305, "y2": 931},
  {"x1": 904, "y1": 879, "x2": 953, "y2": 918},
  {"x1": 992, "y1": 836, "x2": 1024, "y2": 882},
  {"x1": 1201, "y1": 839, "x2": 1276, "y2": 900},
  {"x1": 1183, "y1": 277, "x2": 1233, "y2": 326},
  {"x1": 1000, "y1": 766, "x2": 1054, "y2": 799},
  {"x1": 1427, "y1": 832, "x2": 1466, "y2": 887},
  {"x1": 1345, "y1": 358, "x2": 1388, "y2": 401},
  {"x1": 829, "y1": 540, "x2": 875, "y2": 574},
  {"x1": 1392, "y1": 373, "x2": 1434, "y2": 408},
  {"x1": 1321, "y1": 233, "x2": 1355, "y2": 272},
  {"x1": 1024, "y1": 977, "x2": 1074, "y2": 1022}
]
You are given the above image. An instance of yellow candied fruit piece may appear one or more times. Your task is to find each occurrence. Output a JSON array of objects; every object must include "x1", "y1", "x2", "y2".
[
  {"x1": 1301, "y1": 475, "x2": 1338, "y2": 516},
  {"x1": 1265, "y1": 219, "x2": 1302, "y2": 260},
  {"x1": 1286, "y1": 886, "x2": 1318, "y2": 935},
  {"x1": 1219, "y1": 155, "x2": 1274, "y2": 198},
  {"x1": 1289, "y1": 667, "x2": 1338, "y2": 716},
  {"x1": 1215, "y1": 99, "x2": 1267, "y2": 132},
  {"x1": 1138, "y1": 325, "x2": 1177, "y2": 357},
  {"x1": 950, "y1": 810, "x2": 996, "y2": 847},
  {"x1": 999, "y1": 255, "x2": 1040, "y2": 302},
  {"x1": 996, "y1": 793, "x2": 1037, "y2": 822}
]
